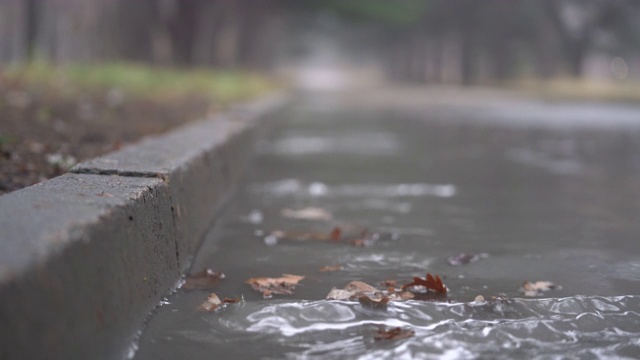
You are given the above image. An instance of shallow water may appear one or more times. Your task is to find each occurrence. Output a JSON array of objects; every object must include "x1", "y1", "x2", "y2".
[{"x1": 133, "y1": 94, "x2": 640, "y2": 359}]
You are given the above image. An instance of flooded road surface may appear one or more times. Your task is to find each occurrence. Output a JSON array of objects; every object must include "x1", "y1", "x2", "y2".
[{"x1": 133, "y1": 92, "x2": 640, "y2": 359}]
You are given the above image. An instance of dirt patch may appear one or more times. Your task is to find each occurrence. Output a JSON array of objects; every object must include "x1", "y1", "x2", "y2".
[{"x1": 0, "y1": 75, "x2": 214, "y2": 195}]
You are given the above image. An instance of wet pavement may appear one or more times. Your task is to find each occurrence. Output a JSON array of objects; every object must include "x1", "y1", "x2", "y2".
[{"x1": 133, "y1": 91, "x2": 640, "y2": 359}]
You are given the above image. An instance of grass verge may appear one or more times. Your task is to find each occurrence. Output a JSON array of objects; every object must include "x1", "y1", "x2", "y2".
[
  {"x1": 503, "y1": 78, "x2": 640, "y2": 104},
  {"x1": 3, "y1": 61, "x2": 275, "y2": 104}
]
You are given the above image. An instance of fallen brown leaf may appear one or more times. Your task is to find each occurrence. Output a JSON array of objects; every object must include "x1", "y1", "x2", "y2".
[
  {"x1": 270, "y1": 227, "x2": 342, "y2": 242},
  {"x1": 402, "y1": 273, "x2": 447, "y2": 294},
  {"x1": 281, "y1": 207, "x2": 332, "y2": 221},
  {"x1": 374, "y1": 326, "x2": 415, "y2": 341},
  {"x1": 223, "y1": 297, "x2": 242, "y2": 304},
  {"x1": 358, "y1": 295, "x2": 389, "y2": 310},
  {"x1": 330, "y1": 227, "x2": 342, "y2": 241},
  {"x1": 182, "y1": 269, "x2": 225, "y2": 290},
  {"x1": 319, "y1": 265, "x2": 342, "y2": 272},
  {"x1": 381, "y1": 280, "x2": 397, "y2": 288},
  {"x1": 197, "y1": 294, "x2": 242, "y2": 312},
  {"x1": 344, "y1": 281, "x2": 378, "y2": 293},
  {"x1": 246, "y1": 274, "x2": 305, "y2": 298},
  {"x1": 196, "y1": 293, "x2": 223, "y2": 312},
  {"x1": 521, "y1": 281, "x2": 558, "y2": 297},
  {"x1": 349, "y1": 238, "x2": 367, "y2": 247},
  {"x1": 326, "y1": 288, "x2": 355, "y2": 300},
  {"x1": 326, "y1": 281, "x2": 416, "y2": 302},
  {"x1": 326, "y1": 281, "x2": 379, "y2": 301},
  {"x1": 390, "y1": 291, "x2": 415, "y2": 301},
  {"x1": 447, "y1": 253, "x2": 488, "y2": 266}
]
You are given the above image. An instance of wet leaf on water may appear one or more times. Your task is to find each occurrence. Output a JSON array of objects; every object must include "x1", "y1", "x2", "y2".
[
  {"x1": 196, "y1": 294, "x2": 242, "y2": 312},
  {"x1": 326, "y1": 281, "x2": 416, "y2": 302},
  {"x1": 374, "y1": 326, "x2": 415, "y2": 341},
  {"x1": 319, "y1": 265, "x2": 343, "y2": 272},
  {"x1": 326, "y1": 288, "x2": 355, "y2": 300},
  {"x1": 281, "y1": 207, "x2": 332, "y2": 221},
  {"x1": 380, "y1": 280, "x2": 397, "y2": 288},
  {"x1": 349, "y1": 238, "x2": 367, "y2": 247},
  {"x1": 270, "y1": 227, "x2": 342, "y2": 242},
  {"x1": 196, "y1": 293, "x2": 223, "y2": 312},
  {"x1": 223, "y1": 297, "x2": 243, "y2": 304},
  {"x1": 447, "y1": 252, "x2": 488, "y2": 266},
  {"x1": 330, "y1": 227, "x2": 342, "y2": 241},
  {"x1": 182, "y1": 269, "x2": 225, "y2": 290},
  {"x1": 347, "y1": 228, "x2": 373, "y2": 247},
  {"x1": 474, "y1": 295, "x2": 485, "y2": 302},
  {"x1": 521, "y1": 281, "x2": 559, "y2": 297},
  {"x1": 344, "y1": 281, "x2": 378, "y2": 293},
  {"x1": 402, "y1": 273, "x2": 447, "y2": 294},
  {"x1": 326, "y1": 281, "x2": 378, "y2": 301},
  {"x1": 390, "y1": 291, "x2": 415, "y2": 301},
  {"x1": 270, "y1": 230, "x2": 287, "y2": 238},
  {"x1": 358, "y1": 295, "x2": 389, "y2": 310},
  {"x1": 246, "y1": 274, "x2": 305, "y2": 298},
  {"x1": 382, "y1": 283, "x2": 416, "y2": 301}
]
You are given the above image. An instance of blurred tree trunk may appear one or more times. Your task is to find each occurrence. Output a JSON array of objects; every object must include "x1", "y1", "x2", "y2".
[
  {"x1": 409, "y1": 33, "x2": 428, "y2": 83},
  {"x1": 192, "y1": 1, "x2": 228, "y2": 66},
  {"x1": 150, "y1": 0, "x2": 175, "y2": 65},
  {"x1": 426, "y1": 37, "x2": 444, "y2": 83},
  {"x1": 169, "y1": 0, "x2": 199, "y2": 66},
  {"x1": 457, "y1": 0, "x2": 479, "y2": 85},
  {"x1": 25, "y1": 0, "x2": 38, "y2": 61},
  {"x1": 236, "y1": 0, "x2": 282, "y2": 70},
  {"x1": 0, "y1": 0, "x2": 27, "y2": 63},
  {"x1": 567, "y1": 36, "x2": 589, "y2": 77},
  {"x1": 543, "y1": 0, "x2": 594, "y2": 77},
  {"x1": 534, "y1": 13, "x2": 559, "y2": 78}
]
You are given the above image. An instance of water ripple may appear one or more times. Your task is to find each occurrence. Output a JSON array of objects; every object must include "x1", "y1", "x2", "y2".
[
  {"x1": 134, "y1": 290, "x2": 640, "y2": 359},
  {"x1": 188, "y1": 295, "x2": 640, "y2": 359}
]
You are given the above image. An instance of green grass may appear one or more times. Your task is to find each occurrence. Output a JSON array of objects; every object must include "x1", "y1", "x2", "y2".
[
  {"x1": 4, "y1": 61, "x2": 275, "y2": 103},
  {"x1": 502, "y1": 77, "x2": 640, "y2": 104}
]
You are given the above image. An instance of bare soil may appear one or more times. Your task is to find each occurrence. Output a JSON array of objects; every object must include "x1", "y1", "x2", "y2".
[{"x1": 0, "y1": 75, "x2": 213, "y2": 195}]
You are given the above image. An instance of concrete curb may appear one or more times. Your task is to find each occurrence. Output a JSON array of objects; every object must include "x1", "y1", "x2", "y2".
[{"x1": 0, "y1": 92, "x2": 290, "y2": 360}]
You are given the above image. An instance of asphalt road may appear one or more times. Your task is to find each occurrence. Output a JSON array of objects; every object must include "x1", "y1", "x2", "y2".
[{"x1": 133, "y1": 90, "x2": 640, "y2": 359}]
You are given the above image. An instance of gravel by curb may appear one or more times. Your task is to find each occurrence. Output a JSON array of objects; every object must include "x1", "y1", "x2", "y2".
[{"x1": 0, "y1": 92, "x2": 290, "y2": 360}]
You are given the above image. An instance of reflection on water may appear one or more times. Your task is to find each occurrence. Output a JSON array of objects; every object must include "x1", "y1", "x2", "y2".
[
  {"x1": 133, "y1": 95, "x2": 640, "y2": 359},
  {"x1": 269, "y1": 132, "x2": 401, "y2": 156},
  {"x1": 135, "y1": 296, "x2": 640, "y2": 359},
  {"x1": 252, "y1": 180, "x2": 456, "y2": 198}
]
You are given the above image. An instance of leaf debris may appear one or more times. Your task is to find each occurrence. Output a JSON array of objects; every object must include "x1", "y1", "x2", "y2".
[
  {"x1": 521, "y1": 281, "x2": 559, "y2": 297},
  {"x1": 196, "y1": 293, "x2": 242, "y2": 312},
  {"x1": 270, "y1": 227, "x2": 341, "y2": 242},
  {"x1": 196, "y1": 293, "x2": 223, "y2": 312},
  {"x1": 319, "y1": 265, "x2": 343, "y2": 272},
  {"x1": 381, "y1": 280, "x2": 397, "y2": 288},
  {"x1": 245, "y1": 274, "x2": 305, "y2": 298},
  {"x1": 344, "y1": 280, "x2": 378, "y2": 293},
  {"x1": 326, "y1": 280, "x2": 415, "y2": 302},
  {"x1": 374, "y1": 326, "x2": 415, "y2": 341},
  {"x1": 447, "y1": 252, "x2": 488, "y2": 266},
  {"x1": 349, "y1": 238, "x2": 367, "y2": 247},
  {"x1": 402, "y1": 273, "x2": 447, "y2": 294},
  {"x1": 358, "y1": 295, "x2": 389, "y2": 310},
  {"x1": 182, "y1": 269, "x2": 225, "y2": 290},
  {"x1": 281, "y1": 207, "x2": 332, "y2": 221}
]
